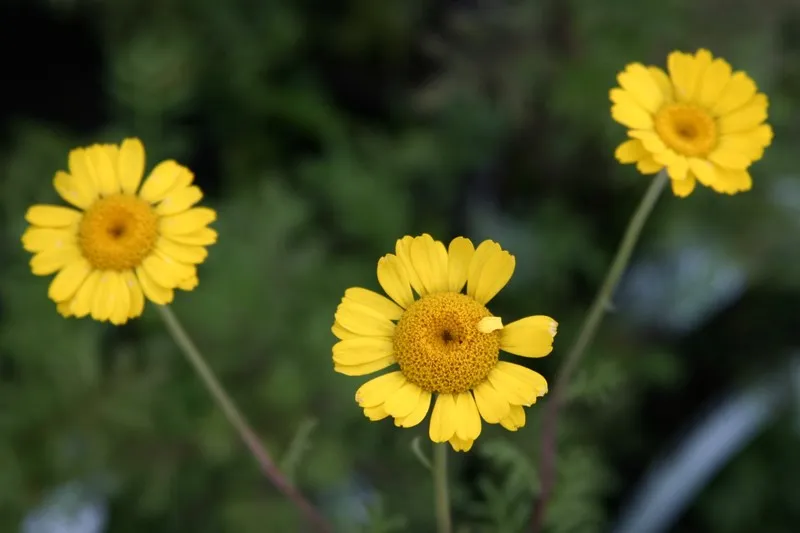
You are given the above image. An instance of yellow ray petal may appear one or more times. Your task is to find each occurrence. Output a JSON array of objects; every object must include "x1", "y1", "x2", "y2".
[
  {"x1": 384, "y1": 381, "x2": 424, "y2": 418},
  {"x1": 429, "y1": 393, "x2": 457, "y2": 443},
  {"x1": 47, "y1": 257, "x2": 92, "y2": 302},
  {"x1": 344, "y1": 287, "x2": 404, "y2": 321},
  {"x1": 333, "y1": 337, "x2": 394, "y2": 366},
  {"x1": 394, "y1": 390, "x2": 432, "y2": 428},
  {"x1": 155, "y1": 185, "x2": 203, "y2": 216},
  {"x1": 53, "y1": 171, "x2": 96, "y2": 209},
  {"x1": 334, "y1": 299, "x2": 396, "y2": 337},
  {"x1": 355, "y1": 371, "x2": 406, "y2": 408},
  {"x1": 409, "y1": 234, "x2": 449, "y2": 294},
  {"x1": 499, "y1": 405, "x2": 526, "y2": 431},
  {"x1": 454, "y1": 391, "x2": 481, "y2": 441},
  {"x1": 473, "y1": 380, "x2": 511, "y2": 424},
  {"x1": 377, "y1": 254, "x2": 414, "y2": 308},
  {"x1": 118, "y1": 138, "x2": 146, "y2": 195},
  {"x1": 447, "y1": 237, "x2": 474, "y2": 292},
  {"x1": 499, "y1": 316, "x2": 557, "y2": 358},
  {"x1": 25, "y1": 205, "x2": 82, "y2": 228}
]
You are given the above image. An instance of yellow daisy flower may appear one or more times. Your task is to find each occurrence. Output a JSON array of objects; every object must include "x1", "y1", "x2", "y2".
[
  {"x1": 611, "y1": 48, "x2": 773, "y2": 197},
  {"x1": 332, "y1": 234, "x2": 557, "y2": 452},
  {"x1": 22, "y1": 138, "x2": 217, "y2": 325}
]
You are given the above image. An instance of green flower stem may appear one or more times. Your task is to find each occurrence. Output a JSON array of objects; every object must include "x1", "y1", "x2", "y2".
[
  {"x1": 530, "y1": 170, "x2": 669, "y2": 532},
  {"x1": 433, "y1": 443, "x2": 453, "y2": 533},
  {"x1": 156, "y1": 305, "x2": 333, "y2": 533}
]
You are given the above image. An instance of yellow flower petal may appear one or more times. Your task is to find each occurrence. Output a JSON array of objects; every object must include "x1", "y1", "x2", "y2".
[
  {"x1": 364, "y1": 405, "x2": 390, "y2": 421},
  {"x1": 159, "y1": 207, "x2": 217, "y2": 235},
  {"x1": 47, "y1": 257, "x2": 91, "y2": 302},
  {"x1": 57, "y1": 300, "x2": 74, "y2": 318},
  {"x1": 447, "y1": 237, "x2": 474, "y2": 292},
  {"x1": 91, "y1": 271, "x2": 123, "y2": 321},
  {"x1": 711, "y1": 72, "x2": 757, "y2": 116},
  {"x1": 449, "y1": 436, "x2": 474, "y2": 452},
  {"x1": 473, "y1": 381, "x2": 511, "y2": 424},
  {"x1": 135, "y1": 265, "x2": 174, "y2": 305},
  {"x1": 718, "y1": 94, "x2": 768, "y2": 134},
  {"x1": 155, "y1": 186, "x2": 204, "y2": 216},
  {"x1": 344, "y1": 287, "x2": 404, "y2": 321},
  {"x1": 155, "y1": 237, "x2": 208, "y2": 265},
  {"x1": 409, "y1": 234, "x2": 449, "y2": 294},
  {"x1": 166, "y1": 227, "x2": 218, "y2": 246},
  {"x1": 332, "y1": 322, "x2": 359, "y2": 340},
  {"x1": 25, "y1": 205, "x2": 82, "y2": 227},
  {"x1": 648, "y1": 66, "x2": 673, "y2": 101},
  {"x1": 617, "y1": 63, "x2": 664, "y2": 113},
  {"x1": 477, "y1": 316, "x2": 503, "y2": 333},
  {"x1": 636, "y1": 157, "x2": 662, "y2": 174},
  {"x1": 711, "y1": 167, "x2": 752, "y2": 195},
  {"x1": 140, "y1": 253, "x2": 190, "y2": 288},
  {"x1": 394, "y1": 390, "x2": 431, "y2": 428},
  {"x1": 70, "y1": 270, "x2": 102, "y2": 317},
  {"x1": 334, "y1": 356, "x2": 396, "y2": 376},
  {"x1": 355, "y1": 371, "x2": 406, "y2": 407},
  {"x1": 487, "y1": 362, "x2": 548, "y2": 406},
  {"x1": 697, "y1": 57, "x2": 732, "y2": 108},
  {"x1": 628, "y1": 130, "x2": 668, "y2": 154},
  {"x1": 467, "y1": 241, "x2": 515, "y2": 305},
  {"x1": 499, "y1": 316, "x2": 557, "y2": 357},
  {"x1": 53, "y1": 171, "x2": 96, "y2": 209},
  {"x1": 687, "y1": 158, "x2": 718, "y2": 187},
  {"x1": 109, "y1": 273, "x2": 132, "y2": 325},
  {"x1": 611, "y1": 102, "x2": 653, "y2": 129},
  {"x1": 708, "y1": 147, "x2": 751, "y2": 170},
  {"x1": 614, "y1": 139, "x2": 649, "y2": 163},
  {"x1": 377, "y1": 254, "x2": 414, "y2": 309},
  {"x1": 123, "y1": 269, "x2": 145, "y2": 318},
  {"x1": 395, "y1": 236, "x2": 427, "y2": 296},
  {"x1": 21, "y1": 227, "x2": 75, "y2": 253},
  {"x1": 665, "y1": 154, "x2": 689, "y2": 181},
  {"x1": 118, "y1": 138, "x2": 146, "y2": 195},
  {"x1": 68, "y1": 148, "x2": 98, "y2": 191},
  {"x1": 139, "y1": 161, "x2": 193, "y2": 203},
  {"x1": 429, "y1": 393, "x2": 457, "y2": 443},
  {"x1": 499, "y1": 405, "x2": 526, "y2": 431},
  {"x1": 670, "y1": 175, "x2": 697, "y2": 198},
  {"x1": 176, "y1": 275, "x2": 198, "y2": 291},
  {"x1": 334, "y1": 298, "x2": 396, "y2": 337},
  {"x1": 30, "y1": 245, "x2": 81, "y2": 275},
  {"x1": 384, "y1": 381, "x2": 423, "y2": 418},
  {"x1": 86, "y1": 144, "x2": 119, "y2": 197},
  {"x1": 668, "y1": 50, "x2": 702, "y2": 102},
  {"x1": 454, "y1": 391, "x2": 481, "y2": 441},
  {"x1": 333, "y1": 337, "x2": 394, "y2": 366},
  {"x1": 716, "y1": 127, "x2": 772, "y2": 162}
]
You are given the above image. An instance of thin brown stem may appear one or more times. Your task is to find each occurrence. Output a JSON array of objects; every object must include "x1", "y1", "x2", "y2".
[
  {"x1": 157, "y1": 305, "x2": 333, "y2": 533},
  {"x1": 529, "y1": 171, "x2": 668, "y2": 532}
]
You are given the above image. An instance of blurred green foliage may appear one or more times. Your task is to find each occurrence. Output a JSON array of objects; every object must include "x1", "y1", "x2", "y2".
[{"x1": 2, "y1": 0, "x2": 800, "y2": 532}]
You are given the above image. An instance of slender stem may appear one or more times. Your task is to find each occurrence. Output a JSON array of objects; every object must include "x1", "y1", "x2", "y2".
[
  {"x1": 156, "y1": 305, "x2": 333, "y2": 533},
  {"x1": 530, "y1": 170, "x2": 669, "y2": 532},
  {"x1": 433, "y1": 443, "x2": 453, "y2": 533}
]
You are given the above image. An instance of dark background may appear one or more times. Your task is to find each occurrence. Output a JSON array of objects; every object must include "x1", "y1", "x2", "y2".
[{"x1": 1, "y1": 0, "x2": 799, "y2": 532}]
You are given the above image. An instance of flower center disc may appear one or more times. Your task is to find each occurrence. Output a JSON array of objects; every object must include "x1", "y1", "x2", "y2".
[
  {"x1": 393, "y1": 292, "x2": 500, "y2": 394},
  {"x1": 79, "y1": 194, "x2": 159, "y2": 271},
  {"x1": 654, "y1": 103, "x2": 718, "y2": 157}
]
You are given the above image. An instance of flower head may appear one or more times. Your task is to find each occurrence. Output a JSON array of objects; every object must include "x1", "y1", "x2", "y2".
[
  {"x1": 611, "y1": 49, "x2": 773, "y2": 197},
  {"x1": 22, "y1": 138, "x2": 217, "y2": 325},
  {"x1": 332, "y1": 234, "x2": 558, "y2": 452}
]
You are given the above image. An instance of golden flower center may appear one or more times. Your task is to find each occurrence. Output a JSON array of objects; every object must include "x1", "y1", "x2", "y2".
[
  {"x1": 79, "y1": 194, "x2": 159, "y2": 270},
  {"x1": 393, "y1": 292, "x2": 500, "y2": 394},
  {"x1": 654, "y1": 103, "x2": 718, "y2": 157}
]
